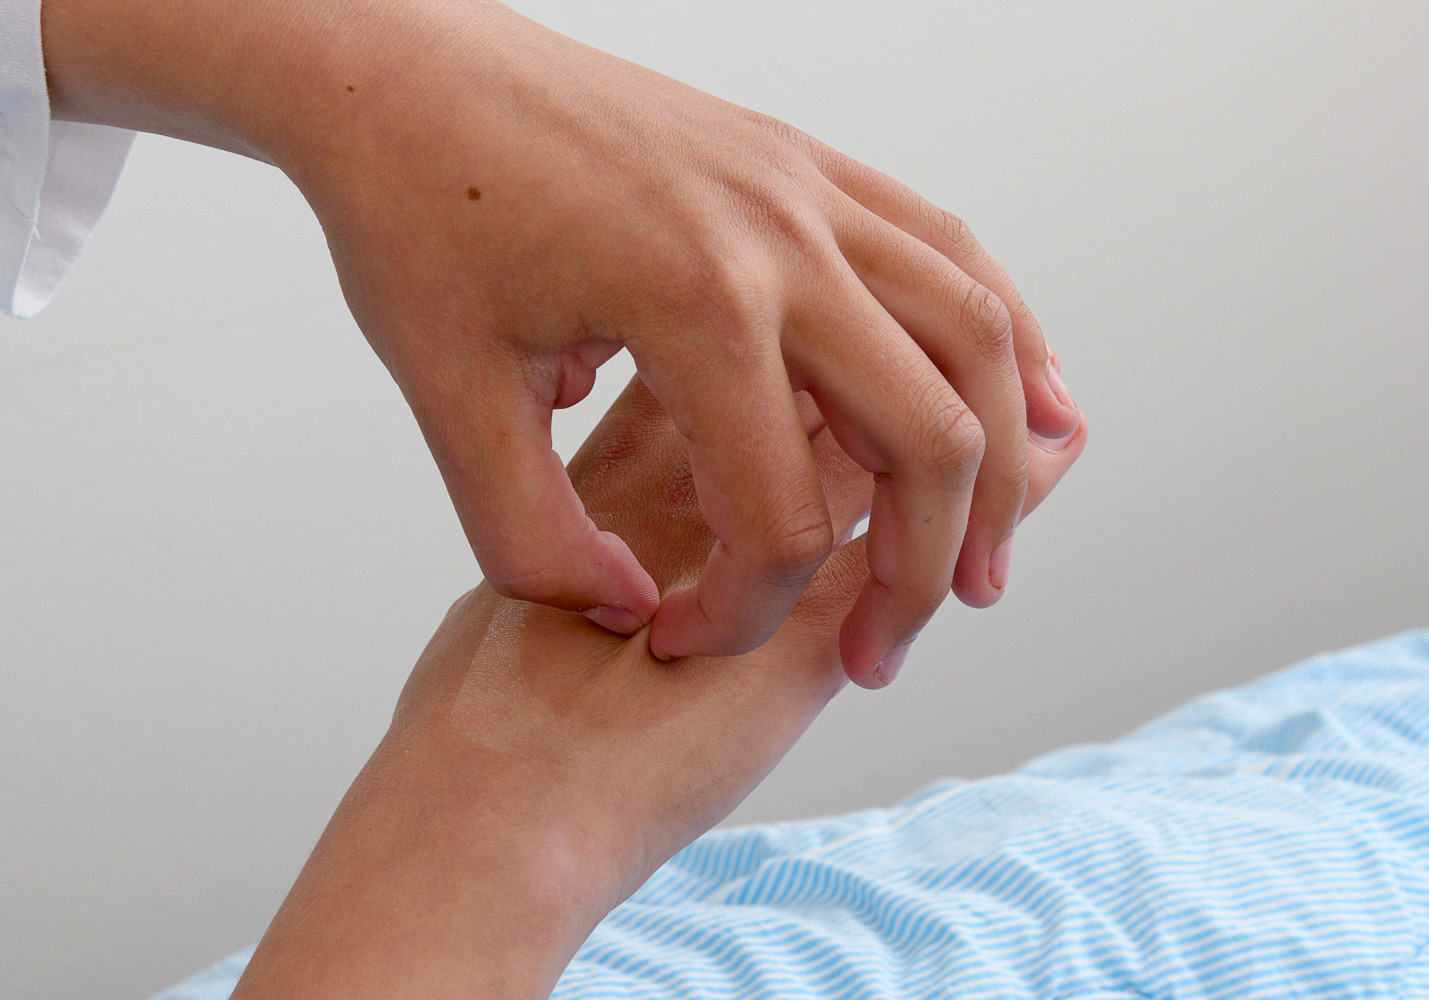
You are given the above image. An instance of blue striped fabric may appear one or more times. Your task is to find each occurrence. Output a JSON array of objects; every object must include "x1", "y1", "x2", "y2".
[{"x1": 153, "y1": 630, "x2": 1429, "y2": 999}]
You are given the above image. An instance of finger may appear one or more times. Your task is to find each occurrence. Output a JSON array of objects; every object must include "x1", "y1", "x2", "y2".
[
  {"x1": 780, "y1": 414, "x2": 1088, "y2": 680},
  {"x1": 562, "y1": 379, "x2": 835, "y2": 603},
  {"x1": 805, "y1": 407, "x2": 875, "y2": 550},
  {"x1": 784, "y1": 282, "x2": 986, "y2": 691},
  {"x1": 833, "y1": 207, "x2": 1029, "y2": 610},
  {"x1": 421, "y1": 372, "x2": 661, "y2": 633},
  {"x1": 816, "y1": 158, "x2": 1079, "y2": 440},
  {"x1": 1023, "y1": 410, "x2": 1089, "y2": 520},
  {"x1": 639, "y1": 332, "x2": 835, "y2": 660}
]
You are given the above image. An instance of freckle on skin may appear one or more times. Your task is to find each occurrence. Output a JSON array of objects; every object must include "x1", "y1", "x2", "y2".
[
  {"x1": 467, "y1": 186, "x2": 482, "y2": 201},
  {"x1": 346, "y1": 85, "x2": 355, "y2": 92}
]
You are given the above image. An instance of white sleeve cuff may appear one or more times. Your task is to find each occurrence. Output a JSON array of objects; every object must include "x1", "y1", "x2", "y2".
[{"x1": 1, "y1": 0, "x2": 135, "y2": 319}]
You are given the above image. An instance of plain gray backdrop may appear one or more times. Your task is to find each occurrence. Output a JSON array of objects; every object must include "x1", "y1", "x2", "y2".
[{"x1": 3, "y1": 1, "x2": 1426, "y2": 997}]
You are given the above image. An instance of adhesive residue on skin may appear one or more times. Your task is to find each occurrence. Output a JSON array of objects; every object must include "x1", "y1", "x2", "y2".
[{"x1": 449, "y1": 598, "x2": 527, "y2": 731}]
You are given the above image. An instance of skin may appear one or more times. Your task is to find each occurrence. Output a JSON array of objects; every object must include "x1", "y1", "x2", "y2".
[
  {"x1": 228, "y1": 374, "x2": 1087, "y2": 999},
  {"x1": 40, "y1": 0, "x2": 1081, "y2": 681}
]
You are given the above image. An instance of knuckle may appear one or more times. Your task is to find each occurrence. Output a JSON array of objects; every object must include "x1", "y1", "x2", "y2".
[
  {"x1": 744, "y1": 107, "x2": 818, "y2": 157},
  {"x1": 760, "y1": 500, "x2": 835, "y2": 584},
  {"x1": 1001, "y1": 284, "x2": 1035, "y2": 328},
  {"x1": 662, "y1": 250, "x2": 774, "y2": 352},
  {"x1": 987, "y1": 453, "x2": 1032, "y2": 505},
  {"x1": 913, "y1": 384, "x2": 986, "y2": 481},
  {"x1": 925, "y1": 204, "x2": 973, "y2": 251},
  {"x1": 716, "y1": 116, "x2": 835, "y2": 263},
  {"x1": 960, "y1": 285, "x2": 1015, "y2": 359},
  {"x1": 736, "y1": 180, "x2": 829, "y2": 265}
]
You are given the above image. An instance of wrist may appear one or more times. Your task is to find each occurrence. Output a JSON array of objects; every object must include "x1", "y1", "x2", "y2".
[
  {"x1": 233, "y1": 711, "x2": 620, "y2": 1000},
  {"x1": 389, "y1": 587, "x2": 665, "y2": 907}
]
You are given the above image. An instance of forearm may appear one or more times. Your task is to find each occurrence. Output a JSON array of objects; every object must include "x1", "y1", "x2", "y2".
[
  {"x1": 230, "y1": 615, "x2": 625, "y2": 1000},
  {"x1": 38, "y1": 0, "x2": 519, "y2": 170}
]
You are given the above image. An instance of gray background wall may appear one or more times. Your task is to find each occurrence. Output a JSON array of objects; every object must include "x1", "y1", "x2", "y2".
[{"x1": 3, "y1": 1, "x2": 1426, "y2": 997}]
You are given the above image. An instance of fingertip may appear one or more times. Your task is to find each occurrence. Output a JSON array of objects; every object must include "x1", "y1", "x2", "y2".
[
  {"x1": 1017, "y1": 347, "x2": 1074, "y2": 428},
  {"x1": 950, "y1": 563, "x2": 1005, "y2": 609},
  {"x1": 1046, "y1": 358, "x2": 1075, "y2": 409},
  {"x1": 646, "y1": 585, "x2": 702, "y2": 661},
  {"x1": 1022, "y1": 413, "x2": 1089, "y2": 519},
  {"x1": 1030, "y1": 411, "x2": 1090, "y2": 458},
  {"x1": 841, "y1": 640, "x2": 910, "y2": 690},
  {"x1": 842, "y1": 658, "x2": 887, "y2": 690},
  {"x1": 837, "y1": 602, "x2": 893, "y2": 690},
  {"x1": 583, "y1": 604, "x2": 646, "y2": 636},
  {"x1": 591, "y1": 528, "x2": 662, "y2": 622},
  {"x1": 949, "y1": 528, "x2": 1015, "y2": 609},
  {"x1": 988, "y1": 534, "x2": 1013, "y2": 592},
  {"x1": 1026, "y1": 399, "x2": 1079, "y2": 442},
  {"x1": 872, "y1": 641, "x2": 912, "y2": 686},
  {"x1": 1025, "y1": 357, "x2": 1080, "y2": 440},
  {"x1": 648, "y1": 587, "x2": 785, "y2": 660}
]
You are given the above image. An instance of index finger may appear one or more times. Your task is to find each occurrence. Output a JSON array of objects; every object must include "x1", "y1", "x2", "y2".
[{"x1": 638, "y1": 329, "x2": 835, "y2": 661}]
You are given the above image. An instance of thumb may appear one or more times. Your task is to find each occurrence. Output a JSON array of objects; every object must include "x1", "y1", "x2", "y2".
[{"x1": 421, "y1": 374, "x2": 661, "y2": 634}]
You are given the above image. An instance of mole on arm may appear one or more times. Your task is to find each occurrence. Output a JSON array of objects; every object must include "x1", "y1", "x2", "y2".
[
  {"x1": 467, "y1": 186, "x2": 482, "y2": 201},
  {"x1": 346, "y1": 85, "x2": 355, "y2": 92}
]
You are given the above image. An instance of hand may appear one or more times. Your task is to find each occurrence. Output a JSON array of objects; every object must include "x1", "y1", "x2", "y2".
[
  {"x1": 229, "y1": 376, "x2": 1086, "y2": 999},
  {"x1": 42, "y1": 0, "x2": 1081, "y2": 679}
]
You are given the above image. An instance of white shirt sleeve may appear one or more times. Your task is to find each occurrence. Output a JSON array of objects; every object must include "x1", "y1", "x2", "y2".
[{"x1": 2, "y1": 0, "x2": 134, "y2": 319}]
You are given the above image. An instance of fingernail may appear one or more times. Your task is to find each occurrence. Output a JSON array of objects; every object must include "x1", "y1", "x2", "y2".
[
  {"x1": 1046, "y1": 358, "x2": 1076, "y2": 410},
  {"x1": 1030, "y1": 427, "x2": 1076, "y2": 453},
  {"x1": 874, "y1": 641, "x2": 913, "y2": 687},
  {"x1": 583, "y1": 605, "x2": 644, "y2": 636},
  {"x1": 988, "y1": 535, "x2": 1014, "y2": 592}
]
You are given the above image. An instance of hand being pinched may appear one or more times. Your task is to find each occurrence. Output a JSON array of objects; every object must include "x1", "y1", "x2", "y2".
[{"x1": 230, "y1": 375, "x2": 1085, "y2": 1000}]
